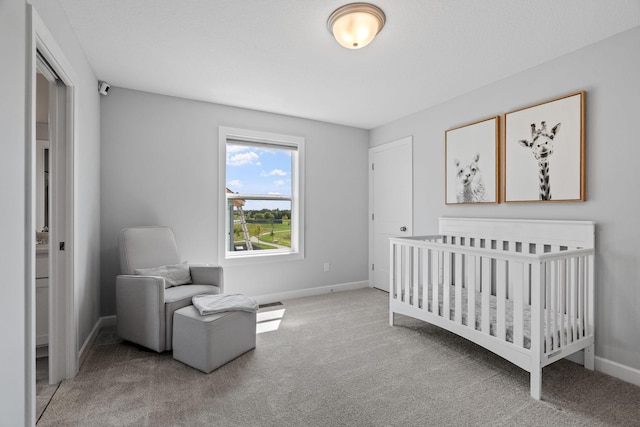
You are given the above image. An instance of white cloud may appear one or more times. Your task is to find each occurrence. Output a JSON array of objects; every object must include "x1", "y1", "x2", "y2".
[
  {"x1": 227, "y1": 179, "x2": 242, "y2": 188},
  {"x1": 227, "y1": 145, "x2": 248, "y2": 153},
  {"x1": 228, "y1": 151, "x2": 259, "y2": 166},
  {"x1": 261, "y1": 169, "x2": 287, "y2": 177},
  {"x1": 268, "y1": 192, "x2": 281, "y2": 195},
  {"x1": 273, "y1": 180, "x2": 285, "y2": 186}
]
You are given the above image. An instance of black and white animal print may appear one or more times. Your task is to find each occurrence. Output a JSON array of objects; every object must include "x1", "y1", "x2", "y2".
[
  {"x1": 517, "y1": 121, "x2": 561, "y2": 201},
  {"x1": 455, "y1": 153, "x2": 487, "y2": 203}
]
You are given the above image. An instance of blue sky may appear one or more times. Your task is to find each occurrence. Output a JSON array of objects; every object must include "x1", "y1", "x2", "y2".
[{"x1": 226, "y1": 143, "x2": 292, "y2": 210}]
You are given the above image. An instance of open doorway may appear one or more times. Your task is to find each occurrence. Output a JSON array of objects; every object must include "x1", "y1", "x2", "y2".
[
  {"x1": 34, "y1": 66, "x2": 57, "y2": 420},
  {"x1": 28, "y1": 9, "x2": 77, "y2": 423}
]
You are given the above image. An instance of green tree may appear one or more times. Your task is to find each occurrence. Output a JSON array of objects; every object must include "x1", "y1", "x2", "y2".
[
  {"x1": 265, "y1": 212, "x2": 275, "y2": 231},
  {"x1": 252, "y1": 224, "x2": 263, "y2": 239}
]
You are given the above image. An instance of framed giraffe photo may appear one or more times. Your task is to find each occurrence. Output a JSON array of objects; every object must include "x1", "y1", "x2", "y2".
[
  {"x1": 445, "y1": 116, "x2": 499, "y2": 205},
  {"x1": 505, "y1": 91, "x2": 585, "y2": 203}
]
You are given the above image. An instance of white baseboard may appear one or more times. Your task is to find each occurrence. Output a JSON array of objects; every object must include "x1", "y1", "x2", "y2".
[
  {"x1": 78, "y1": 315, "x2": 117, "y2": 368},
  {"x1": 252, "y1": 280, "x2": 370, "y2": 305},
  {"x1": 99, "y1": 315, "x2": 117, "y2": 328},
  {"x1": 595, "y1": 356, "x2": 640, "y2": 388},
  {"x1": 564, "y1": 350, "x2": 640, "y2": 388}
]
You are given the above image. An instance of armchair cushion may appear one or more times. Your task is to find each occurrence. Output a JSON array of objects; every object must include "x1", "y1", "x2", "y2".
[{"x1": 135, "y1": 260, "x2": 192, "y2": 288}]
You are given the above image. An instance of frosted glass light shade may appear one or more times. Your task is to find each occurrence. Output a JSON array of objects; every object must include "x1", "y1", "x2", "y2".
[{"x1": 328, "y1": 3, "x2": 385, "y2": 49}]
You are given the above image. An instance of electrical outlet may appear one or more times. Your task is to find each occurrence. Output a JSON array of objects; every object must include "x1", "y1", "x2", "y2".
[{"x1": 323, "y1": 262, "x2": 331, "y2": 272}]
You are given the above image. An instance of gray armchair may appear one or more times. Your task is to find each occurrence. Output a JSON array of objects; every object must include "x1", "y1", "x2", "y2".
[{"x1": 116, "y1": 226, "x2": 223, "y2": 352}]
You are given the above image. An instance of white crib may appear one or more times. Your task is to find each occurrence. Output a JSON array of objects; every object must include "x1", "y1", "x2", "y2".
[{"x1": 389, "y1": 217, "x2": 595, "y2": 399}]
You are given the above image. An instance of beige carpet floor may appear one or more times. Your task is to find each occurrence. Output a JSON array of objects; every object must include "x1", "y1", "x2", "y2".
[{"x1": 37, "y1": 288, "x2": 640, "y2": 426}]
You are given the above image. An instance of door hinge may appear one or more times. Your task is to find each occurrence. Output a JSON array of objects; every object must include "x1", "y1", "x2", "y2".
[
  {"x1": 372, "y1": 264, "x2": 375, "y2": 271},
  {"x1": 59, "y1": 242, "x2": 65, "y2": 251},
  {"x1": 371, "y1": 163, "x2": 374, "y2": 171},
  {"x1": 372, "y1": 213, "x2": 374, "y2": 220}
]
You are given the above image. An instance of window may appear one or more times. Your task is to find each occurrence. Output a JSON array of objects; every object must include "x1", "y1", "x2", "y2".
[{"x1": 219, "y1": 127, "x2": 305, "y2": 262}]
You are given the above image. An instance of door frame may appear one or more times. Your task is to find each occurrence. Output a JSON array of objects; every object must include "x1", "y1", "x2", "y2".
[
  {"x1": 26, "y1": 5, "x2": 77, "y2": 422},
  {"x1": 368, "y1": 136, "x2": 413, "y2": 290}
]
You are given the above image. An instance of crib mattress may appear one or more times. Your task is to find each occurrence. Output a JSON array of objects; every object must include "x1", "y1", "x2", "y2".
[{"x1": 413, "y1": 285, "x2": 576, "y2": 350}]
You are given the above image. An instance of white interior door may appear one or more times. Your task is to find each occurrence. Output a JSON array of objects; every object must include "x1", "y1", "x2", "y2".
[
  {"x1": 370, "y1": 136, "x2": 413, "y2": 291},
  {"x1": 48, "y1": 77, "x2": 75, "y2": 384}
]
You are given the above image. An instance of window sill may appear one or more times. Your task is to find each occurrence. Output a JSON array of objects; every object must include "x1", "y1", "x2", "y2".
[{"x1": 221, "y1": 250, "x2": 304, "y2": 266}]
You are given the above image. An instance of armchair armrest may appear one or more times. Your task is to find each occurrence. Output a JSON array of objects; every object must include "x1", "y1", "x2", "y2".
[
  {"x1": 189, "y1": 265, "x2": 224, "y2": 293},
  {"x1": 116, "y1": 274, "x2": 167, "y2": 352}
]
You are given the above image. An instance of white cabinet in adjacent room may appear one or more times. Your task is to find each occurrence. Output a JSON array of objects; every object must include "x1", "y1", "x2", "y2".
[{"x1": 35, "y1": 248, "x2": 49, "y2": 347}]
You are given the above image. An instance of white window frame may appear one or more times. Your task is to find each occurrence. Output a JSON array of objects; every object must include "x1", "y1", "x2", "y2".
[{"x1": 218, "y1": 126, "x2": 305, "y2": 264}]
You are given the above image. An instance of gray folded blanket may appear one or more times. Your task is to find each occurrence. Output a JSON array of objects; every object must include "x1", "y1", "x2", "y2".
[{"x1": 192, "y1": 293, "x2": 258, "y2": 316}]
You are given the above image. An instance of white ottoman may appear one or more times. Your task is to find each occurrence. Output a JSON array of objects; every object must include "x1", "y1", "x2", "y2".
[{"x1": 172, "y1": 305, "x2": 256, "y2": 373}]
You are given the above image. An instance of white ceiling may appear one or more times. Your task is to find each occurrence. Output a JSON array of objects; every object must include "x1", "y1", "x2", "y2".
[{"x1": 58, "y1": 0, "x2": 640, "y2": 129}]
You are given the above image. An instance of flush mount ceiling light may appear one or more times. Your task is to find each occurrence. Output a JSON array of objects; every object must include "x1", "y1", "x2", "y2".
[{"x1": 327, "y1": 3, "x2": 386, "y2": 49}]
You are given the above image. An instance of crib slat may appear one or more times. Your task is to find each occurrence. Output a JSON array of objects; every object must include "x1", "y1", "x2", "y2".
[
  {"x1": 544, "y1": 261, "x2": 551, "y2": 352},
  {"x1": 506, "y1": 241, "x2": 516, "y2": 299},
  {"x1": 400, "y1": 246, "x2": 411, "y2": 304},
  {"x1": 405, "y1": 246, "x2": 411, "y2": 304},
  {"x1": 443, "y1": 251, "x2": 451, "y2": 320},
  {"x1": 579, "y1": 255, "x2": 586, "y2": 337},
  {"x1": 399, "y1": 245, "x2": 405, "y2": 302},
  {"x1": 548, "y1": 260, "x2": 555, "y2": 351},
  {"x1": 398, "y1": 246, "x2": 407, "y2": 302},
  {"x1": 425, "y1": 249, "x2": 431, "y2": 311},
  {"x1": 421, "y1": 249, "x2": 429, "y2": 310},
  {"x1": 569, "y1": 257, "x2": 577, "y2": 343},
  {"x1": 405, "y1": 246, "x2": 410, "y2": 304},
  {"x1": 551, "y1": 260, "x2": 559, "y2": 351},
  {"x1": 511, "y1": 261, "x2": 524, "y2": 348},
  {"x1": 431, "y1": 249, "x2": 439, "y2": 314},
  {"x1": 481, "y1": 257, "x2": 491, "y2": 334},
  {"x1": 468, "y1": 255, "x2": 477, "y2": 330},
  {"x1": 391, "y1": 243, "x2": 398, "y2": 300},
  {"x1": 412, "y1": 247, "x2": 419, "y2": 307},
  {"x1": 455, "y1": 253, "x2": 463, "y2": 324},
  {"x1": 496, "y1": 259, "x2": 507, "y2": 340},
  {"x1": 559, "y1": 259, "x2": 567, "y2": 347}
]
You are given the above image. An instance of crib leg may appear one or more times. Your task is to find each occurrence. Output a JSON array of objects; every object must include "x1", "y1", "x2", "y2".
[
  {"x1": 584, "y1": 344, "x2": 595, "y2": 371},
  {"x1": 530, "y1": 369, "x2": 542, "y2": 400},
  {"x1": 389, "y1": 310, "x2": 395, "y2": 326}
]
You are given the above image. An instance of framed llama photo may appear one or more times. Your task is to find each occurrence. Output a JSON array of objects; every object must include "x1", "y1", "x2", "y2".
[
  {"x1": 445, "y1": 116, "x2": 499, "y2": 205},
  {"x1": 505, "y1": 91, "x2": 585, "y2": 202}
]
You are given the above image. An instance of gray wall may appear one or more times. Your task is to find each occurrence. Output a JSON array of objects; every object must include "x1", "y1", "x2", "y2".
[
  {"x1": 100, "y1": 88, "x2": 370, "y2": 315},
  {"x1": 0, "y1": 0, "x2": 101, "y2": 423},
  {"x1": 371, "y1": 26, "x2": 640, "y2": 372},
  {"x1": 0, "y1": 0, "x2": 28, "y2": 422}
]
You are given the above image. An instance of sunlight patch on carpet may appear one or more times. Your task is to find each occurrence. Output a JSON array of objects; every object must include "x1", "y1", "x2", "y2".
[{"x1": 256, "y1": 308, "x2": 285, "y2": 334}]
